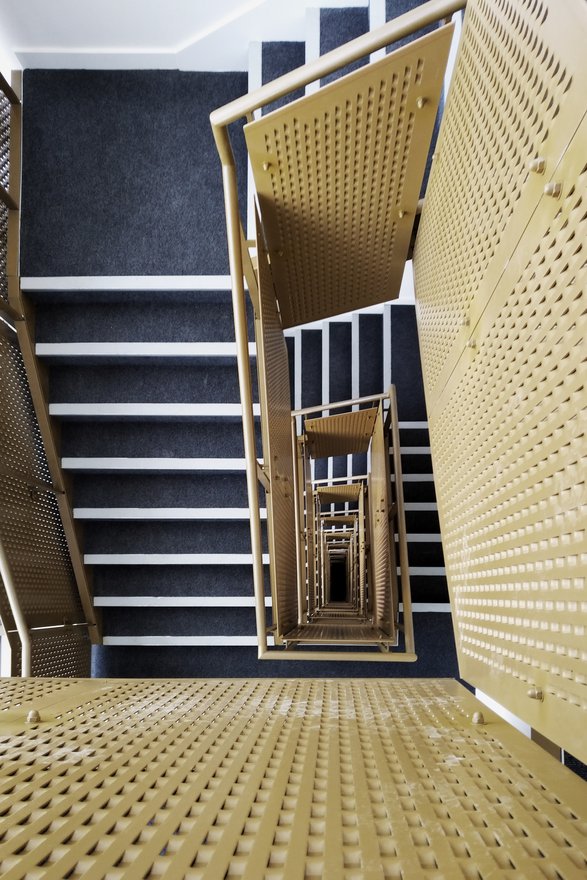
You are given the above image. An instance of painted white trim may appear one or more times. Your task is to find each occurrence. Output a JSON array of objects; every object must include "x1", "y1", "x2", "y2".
[
  {"x1": 369, "y1": 0, "x2": 386, "y2": 62},
  {"x1": 21, "y1": 275, "x2": 234, "y2": 291},
  {"x1": 95, "y1": 596, "x2": 449, "y2": 611},
  {"x1": 321, "y1": 320, "x2": 330, "y2": 416},
  {"x1": 62, "y1": 457, "x2": 247, "y2": 471},
  {"x1": 103, "y1": 635, "x2": 274, "y2": 646},
  {"x1": 383, "y1": 302, "x2": 392, "y2": 391},
  {"x1": 85, "y1": 553, "x2": 269, "y2": 565},
  {"x1": 37, "y1": 342, "x2": 255, "y2": 358},
  {"x1": 95, "y1": 595, "x2": 270, "y2": 607},
  {"x1": 392, "y1": 473, "x2": 433, "y2": 482},
  {"x1": 475, "y1": 689, "x2": 531, "y2": 738},
  {"x1": 405, "y1": 567, "x2": 446, "y2": 576},
  {"x1": 405, "y1": 534, "x2": 442, "y2": 543},
  {"x1": 401, "y1": 603, "x2": 451, "y2": 613},
  {"x1": 398, "y1": 421, "x2": 428, "y2": 429},
  {"x1": 50, "y1": 403, "x2": 260, "y2": 417},
  {"x1": 75, "y1": 507, "x2": 267, "y2": 520},
  {"x1": 399, "y1": 447, "x2": 431, "y2": 455},
  {"x1": 305, "y1": 7, "x2": 321, "y2": 95}
]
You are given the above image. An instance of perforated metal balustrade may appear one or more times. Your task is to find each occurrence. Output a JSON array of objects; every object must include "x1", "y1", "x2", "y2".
[
  {"x1": 413, "y1": 0, "x2": 587, "y2": 762},
  {"x1": 0, "y1": 73, "x2": 96, "y2": 675}
]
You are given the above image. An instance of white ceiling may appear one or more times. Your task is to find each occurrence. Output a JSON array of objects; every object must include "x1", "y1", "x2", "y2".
[{"x1": 0, "y1": 0, "x2": 369, "y2": 76}]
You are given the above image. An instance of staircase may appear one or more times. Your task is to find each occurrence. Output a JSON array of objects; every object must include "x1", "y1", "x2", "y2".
[{"x1": 21, "y1": 1, "x2": 456, "y2": 678}]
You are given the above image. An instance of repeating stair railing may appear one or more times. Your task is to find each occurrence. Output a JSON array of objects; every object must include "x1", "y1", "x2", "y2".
[
  {"x1": 210, "y1": 0, "x2": 466, "y2": 660},
  {"x1": 0, "y1": 72, "x2": 100, "y2": 676}
]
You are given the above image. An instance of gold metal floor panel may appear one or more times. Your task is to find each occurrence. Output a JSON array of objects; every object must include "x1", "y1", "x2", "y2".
[
  {"x1": 285, "y1": 623, "x2": 390, "y2": 644},
  {"x1": 0, "y1": 678, "x2": 585, "y2": 879}
]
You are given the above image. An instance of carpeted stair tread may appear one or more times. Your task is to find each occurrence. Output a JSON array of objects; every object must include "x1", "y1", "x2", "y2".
[
  {"x1": 320, "y1": 7, "x2": 370, "y2": 85},
  {"x1": 73, "y1": 473, "x2": 253, "y2": 508},
  {"x1": 48, "y1": 363, "x2": 255, "y2": 404},
  {"x1": 102, "y1": 606, "x2": 268, "y2": 637},
  {"x1": 34, "y1": 300, "x2": 253, "y2": 343},
  {"x1": 60, "y1": 421, "x2": 259, "y2": 458},
  {"x1": 92, "y1": 565, "x2": 269, "y2": 598},
  {"x1": 262, "y1": 41, "x2": 306, "y2": 114},
  {"x1": 84, "y1": 520, "x2": 265, "y2": 555}
]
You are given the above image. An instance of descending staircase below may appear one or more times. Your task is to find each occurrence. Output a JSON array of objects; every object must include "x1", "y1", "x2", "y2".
[{"x1": 20, "y1": 0, "x2": 457, "y2": 677}]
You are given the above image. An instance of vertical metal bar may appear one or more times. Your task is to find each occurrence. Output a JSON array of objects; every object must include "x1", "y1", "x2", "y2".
[
  {"x1": 220, "y1": 158, "x2": 268, "y2": 655},
  {"x1": 389, "y1": 385, "x2": 415, "y2": 652},
  {"x1": 0, "y1": 537, "x2": 30, "y2": 676},
  {"x1": 292, "y1": 419, "x2": 306, "y2": 625}
]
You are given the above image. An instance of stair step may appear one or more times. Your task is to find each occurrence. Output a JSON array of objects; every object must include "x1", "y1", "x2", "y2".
[
  {"x1": 48, "y1": 363, "x2": 252, "y2": 404},
  {"x1": 261, "y1": 41, "x2": 306, "y2": 114},
  {"x1": 63, "y1": 458, "x2": 247, "y2": 472},
  {"x1": 73, "y1": 473, "x2": 253, "y2": 508},
  {"x1": 59, "y1": 420, "x2": 258, "y2": 459},
  {"x1": 92, "y1": 564, "x2": 269, "y2": 598},
  {"x1": 49, "y1": 403, "x2": 259, "y2": 419},
  {"x1": 95, "y1": 595, "x2": 270, "y2": 606},
  {"x1": 85, "y1": 553, "x2": 270, "y2": 565},
  {"x1": 37, "y1": 342, "x2": 256, "y2": 363},
  {"x1": 75, "y1": 508, "x2": 267, "y2": 520}
]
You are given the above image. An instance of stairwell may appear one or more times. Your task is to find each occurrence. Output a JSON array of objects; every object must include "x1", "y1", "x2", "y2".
[{"x1": 21, "y1": 1, "x2": 457, "y2": 677}]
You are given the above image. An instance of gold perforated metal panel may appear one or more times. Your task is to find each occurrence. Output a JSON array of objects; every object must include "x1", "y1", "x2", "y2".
[
  {"x1": 414, "y1": 0, "x2": 586, "y2": 402},
  {"x1": 316, "y1": 483, "x2": 362, "y2": 504},
  {"x1": 255, "y1": 220, "x2": 298, "y2": 637},
  {"x1": 0, "y1": 677, "x2": 584, "y2": 879},
  {"x1": 305, "y1": 408, "x2": 377, "y2": 458},
  {"x1": 0, "y1": 329, "x2": 90, "y2": 675},
  {"x1": 246, "y1": 26, "x2": 453, "y2": 328},
  {"x1": 369, "y1": 404, "x2": 394, "y2": 638},
  {"x1": 414, "y1": 0, "x2": 587, "y2": 761}
]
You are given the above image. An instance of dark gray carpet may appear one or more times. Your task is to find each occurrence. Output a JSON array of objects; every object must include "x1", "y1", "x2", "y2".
[{"x1": 21, "y1": 70, "x2": 248, "y2": 276}]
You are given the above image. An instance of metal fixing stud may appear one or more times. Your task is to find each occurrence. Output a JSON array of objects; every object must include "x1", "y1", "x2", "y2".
[
  {"x1": 528, "y1": 156, "x2": 546, "y2": 174},
  {"x1": 527, "y1": 687, "x2": 544, "y2": 701},
  {"x1": 466, "y1": 338, "x2": 476, "y2": 348},
  {"x1": 262, "y1": 161, "x2": 273, "y2": 172},
  {"x1": 26, "y1": 709, "x2": 41, "y2": 724},
  {"x1": 398, "y1": 209, "x2": 407, "y2": 219},
  {"x1": 416, "y1": 96, "x2": 428, "y2": 109},
  {"x1": 472, "y1": 711, "x2": 485, "y2": 725},
  {"x1": 460, "y1": 316, "x2": 470, "y2": 327},
  {"x1": 543, "y1": 181, "x2": 562, "y2": 198}
]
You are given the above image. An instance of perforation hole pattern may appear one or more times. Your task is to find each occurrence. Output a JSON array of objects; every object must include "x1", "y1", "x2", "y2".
[
  {"x1": 246, "y1": 29, "x2": 452, "y2": 328},
  {"x1": 256, "y1": 223, "x2": 298, "y2": 635},
  {"x1": 414, "y1": 0, "x2": 572, "y2": 399},
  {"x1": 430, "y1": 165, "x2": 587, "y2": 715},
  {"x1": 0, "y1": 678, "x2": 584, "y2": 879}
]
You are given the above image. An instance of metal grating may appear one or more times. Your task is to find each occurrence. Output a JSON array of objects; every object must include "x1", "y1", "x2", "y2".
[
  {"x1": 246, "y1": 26, "x2": 453, "y2": 328},
  {"x1": 255, "y1": 219, "x2": 298, "y2": 637},
  {"x1": 414, "y1": 0, "x2": 584, "y2": 402},
  {"x1": 0, "y1": 677, "x2": 584, "y2": 879},
  {"x1": 305, "y1": 408, "x2": 377, "y2": 458}
]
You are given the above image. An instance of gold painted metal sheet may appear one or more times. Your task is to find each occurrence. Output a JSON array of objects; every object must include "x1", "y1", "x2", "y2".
[
  {"x1": 414, "y1": 0, "x2": 587, "y2": 404},
  {"x1": 285, "y1": 622, "x2": 394, "y2": 645},
  {"x1": 245, "y1": 25, "x2": 454, "y2": 328},
  {"x1": 369, "y1": 403, "x2": 394, "y2": 638},
  {"x1": 316, "y1": 483, "x2": 362, "y2": 504},
  {"x1": 305, "y1": 407, "x2": 377, "y2": 458},
  {"x1": 254, "y1": 218, "x2": 298, "y2": 637},
  {"x1": 0, "y1": 677, "x2": 584, "y2": 879},
  {"x1": 414, "y1": 0, "x2": 587, "y2": 761}
]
